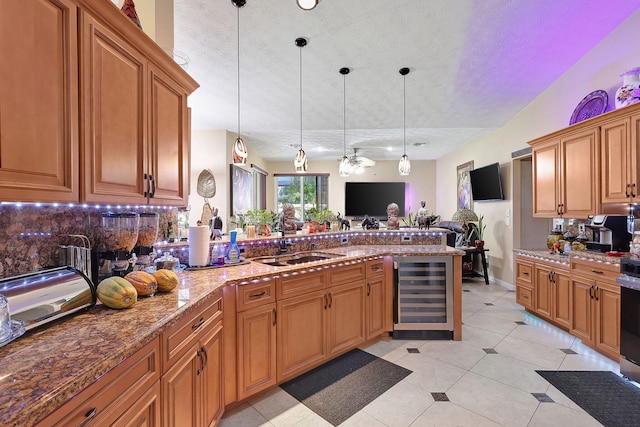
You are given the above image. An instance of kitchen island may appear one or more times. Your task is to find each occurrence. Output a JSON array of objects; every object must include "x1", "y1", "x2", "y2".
[{"x1": 0, "y1": 241, "x2": 463, "y2": 426}]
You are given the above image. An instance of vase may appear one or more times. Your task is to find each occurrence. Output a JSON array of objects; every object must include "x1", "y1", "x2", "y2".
[{"x1": 615, "y1": 67, "x2": 640, "y2": 109}]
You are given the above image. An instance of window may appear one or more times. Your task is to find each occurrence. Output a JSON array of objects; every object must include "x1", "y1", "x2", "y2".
[{"x1": 275, "y1": 174, "x2": 329, "y2": 221}]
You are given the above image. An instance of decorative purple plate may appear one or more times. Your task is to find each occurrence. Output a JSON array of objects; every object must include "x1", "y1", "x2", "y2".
[{"x1": 569, "y1": 90, "x2": 608, "y2": 125}]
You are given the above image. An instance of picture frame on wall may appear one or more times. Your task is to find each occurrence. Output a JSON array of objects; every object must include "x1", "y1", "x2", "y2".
[
  {"x1": 457, "y1": 161, "x2": 474, "y2": 210},
  {"x1": 230, "y1": 164, "x2": 253, "y2": 216}
]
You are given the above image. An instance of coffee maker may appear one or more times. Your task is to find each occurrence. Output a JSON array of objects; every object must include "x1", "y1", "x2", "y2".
[{"x1": 585, "y1": 214, "x2": 631, "y2": 252}]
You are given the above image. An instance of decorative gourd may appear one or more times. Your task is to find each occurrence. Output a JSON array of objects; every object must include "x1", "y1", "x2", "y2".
[
  {"x1": 97, "y1": 277, "x2": 137, "y2": 309},
  {"x1": 125, "y1": 271, "x2": 158, "y2": 296},
  {"x1": 153, "y1": 269, "x2": 178, "y2": 292}
]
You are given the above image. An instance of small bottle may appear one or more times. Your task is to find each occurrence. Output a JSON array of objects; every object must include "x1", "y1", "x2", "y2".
[
  {"x1": 167, "y1": 221, "x2": 175, "y2": 243},
  {"x1": 226, "y1": 230, "x2": 241, "y2": 264}
]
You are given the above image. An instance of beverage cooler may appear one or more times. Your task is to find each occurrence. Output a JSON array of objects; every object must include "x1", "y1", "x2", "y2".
[{"x1": 393, "y1": 256, "x2": 454, "y2": 339}]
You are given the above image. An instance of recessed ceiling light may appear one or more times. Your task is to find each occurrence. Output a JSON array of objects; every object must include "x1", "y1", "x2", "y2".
[{"x1": 413, "y1": 142, "x2": 426, "y2": 147}]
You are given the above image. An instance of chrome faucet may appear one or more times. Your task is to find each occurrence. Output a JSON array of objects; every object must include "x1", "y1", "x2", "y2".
[{"x1": 279, "y1": 235, "x2": 292, "y2": 254}]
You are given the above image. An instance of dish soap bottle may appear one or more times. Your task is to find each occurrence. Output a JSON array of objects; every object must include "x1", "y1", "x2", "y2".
[{"x1": 226, "y1": 230, "x2": 241, "y2": 264}]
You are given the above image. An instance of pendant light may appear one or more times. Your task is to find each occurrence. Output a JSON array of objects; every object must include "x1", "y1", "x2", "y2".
[
  {"x1": 339, "y1": 67, "x2": 352, "y2": 177},
  {"x1": 232, "y1": 0, "x2": 248, "y2": 166},
  {"x1": 398, "y1": 67, "x2": 411, "y2": 176},
  {"x1": 294, "y1": 37, "x2": 308, "y2": 172},
  {"x1": 297, "y1": 0, "x2": 320, "y2": 10}
]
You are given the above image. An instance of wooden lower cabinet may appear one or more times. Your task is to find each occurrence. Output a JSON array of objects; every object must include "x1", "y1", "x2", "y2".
[
  {"x1": 277, "y1": 289, "x2": 327, "y2": 382},
  {"x1": 163, "y1": 320, "x2": 224, "y2": 427},
  {"x1": 107, "y1": 381, "x2": 161, "y2": 427},
  {"x1": 534, "y1": 262, "x2": 570, "y2": 329},
  {"x1": 366, "y1": 275, "x2": 386, "y2": 339},
  {"x1": 327, "y1": 281, "x2": 366, "y2": 357},
  {"x1": 515, "y1": 256, "x2": 534, "y2": 309},
  {"x1": 237, "y1": 303, "x2": 277, "y2": 400}
]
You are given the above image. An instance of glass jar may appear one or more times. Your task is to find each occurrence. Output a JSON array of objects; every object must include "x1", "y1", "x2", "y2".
[
  {"x1": 0, "y1": 294, "x2": 11, "y2": 343},
  {"x1": 547, "y1": 226, "x2": 563, "y2": 249},
  {"x1": 102, "y1": 212, "x2": 139, "y2": 253},
  {"x1": 136, "y1": 212, "x2": 159, "y2": 248}
]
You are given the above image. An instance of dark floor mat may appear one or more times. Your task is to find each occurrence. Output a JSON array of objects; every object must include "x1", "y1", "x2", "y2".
[
  {"x1": 280, "y1": 348, "x2": 412, "y2": 426},
  {"x1": 536, "y1": 370, "x2": 640, "y2": 427}
]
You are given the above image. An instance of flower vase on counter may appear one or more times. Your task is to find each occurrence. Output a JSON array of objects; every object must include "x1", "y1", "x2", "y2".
[{"x1": 615, "y1": 67, "x2": 640, "y2": 109}]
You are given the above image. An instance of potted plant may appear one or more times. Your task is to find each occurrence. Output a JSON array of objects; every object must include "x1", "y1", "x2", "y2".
[
  {"x1": 474, "y1": 215, "x2": 486, "y2": 249},
  {"x1": 245, "y1": 209, "x2": 277, "y2": 236}
]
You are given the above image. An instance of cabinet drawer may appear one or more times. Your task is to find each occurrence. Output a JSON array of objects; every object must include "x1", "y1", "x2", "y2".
[
  {"x1": 515, "y1": 259, "x2": 533, "y2": 285},
  {"x1": 570, "y1": 258, "x2": 620, "y2": 282},
  {"x1": 237, "y1": 279, "x2": 276, "y2": 311},
  {"x1": 516, "y1": 284, "x2": 533, "y2": 309},
  {"x1": 37, "y1": 337, "x2": 160, "y2": 427},
  {"x1": 277, "y1": 269, "x2": 326, "y2": 300},
  {"x1": 162, "y1": 291, "x2": 223, "y2": 372},
  {"x1": 329, "y1": 262, "x2": 366, "y2": 287},
  {"x1": 366, "y1": 259, "x2": 385, "y2": 278}
]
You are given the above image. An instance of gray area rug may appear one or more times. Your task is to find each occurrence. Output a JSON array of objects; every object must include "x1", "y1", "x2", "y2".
[
  {"x1": 281, "y1": 348, "x2": 412, "y2": 426},
  {"x1": 537, "y1": 370, "x2": 640, "y2": 427}
]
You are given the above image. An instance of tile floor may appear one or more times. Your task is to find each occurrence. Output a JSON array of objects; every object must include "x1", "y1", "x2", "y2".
[{"x1": 220, "y1": 278, "x2": 628, "y2": 427}]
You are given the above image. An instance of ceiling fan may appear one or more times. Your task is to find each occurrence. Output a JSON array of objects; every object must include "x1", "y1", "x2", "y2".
[{"x1": 346, "y1": 148, "x2": 376, "y2": 169}]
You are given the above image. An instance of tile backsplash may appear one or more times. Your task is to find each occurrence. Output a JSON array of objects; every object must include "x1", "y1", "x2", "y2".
[{"x1": 0, "y1": 205, "x2": 177, "y2": 279}]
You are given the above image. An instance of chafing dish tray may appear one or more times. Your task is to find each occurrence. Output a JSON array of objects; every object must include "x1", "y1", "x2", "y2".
[{"x1": 0, "y1": 266, "x2": 96, "y2": 333}]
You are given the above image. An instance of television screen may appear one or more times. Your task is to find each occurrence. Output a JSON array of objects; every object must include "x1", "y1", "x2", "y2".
[
  {"x1": 345, "y1": 182, "x2": 406, "y2": 219},
  {"x1": 469, "y1": 163, "x2": 504, "y2": 201}
]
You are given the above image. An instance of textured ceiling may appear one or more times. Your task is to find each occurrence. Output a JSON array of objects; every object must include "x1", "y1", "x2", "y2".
[{"x1": 174, "y1": 0, "x2": 640, "y2": 162}]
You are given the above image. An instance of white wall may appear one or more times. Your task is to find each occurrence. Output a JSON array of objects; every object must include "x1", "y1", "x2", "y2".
[
  {"x1": 436, "y1": 8, "x2": 640, "y2": 285},
  {"x1": 264, "y1": 159, "x2": 438, "y2": 221}
]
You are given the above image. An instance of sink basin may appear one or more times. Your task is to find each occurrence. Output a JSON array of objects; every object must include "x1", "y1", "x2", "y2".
[{"x1": 251, "y1": 251, "x2": 344, "y2": 266}]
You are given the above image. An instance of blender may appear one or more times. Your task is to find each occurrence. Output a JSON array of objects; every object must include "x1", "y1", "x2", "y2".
[{"x1": 95, "y1": 212, "x2": 140, "y2": 280}]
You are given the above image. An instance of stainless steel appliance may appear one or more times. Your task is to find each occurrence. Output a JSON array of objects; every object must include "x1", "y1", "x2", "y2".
[
  {"x1": 393, "y1": 256, "x2": 454, "y2": 339},
  {"x1": 617, "y1": 258, "x2": 640, "y2": 383},
  {"x1": 0, "y1": 266, "x2": 96, "y2": 333},
  {"x1": 585, "y1": 214, "x2": 631, "y2": 252}
]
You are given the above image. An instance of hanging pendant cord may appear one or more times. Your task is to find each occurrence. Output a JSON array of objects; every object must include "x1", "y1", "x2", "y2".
[
  {"x1": 237, "y1": 6, "x2": 241, "y2": 139},
  {"x1": 343, "y1": 73, "x2": 346, "y2": 156},
  {"x1": 403, "y1": 74, "x2": 406, "y2": 156},
  {"x1": 299, "y1": 45, "x2": 303, "y2": 150}
]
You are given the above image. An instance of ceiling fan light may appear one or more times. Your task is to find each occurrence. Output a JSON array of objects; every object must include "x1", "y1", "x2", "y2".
[
  {"x1": 297, "y1": 0, "x2": 319, "y2": 10},
  {"x1": 339, "y1": 156, "x2": 352, "y2": 177},
  {"x1": 399, "y1": 154, "x2": 411, "y2": 175},
  {"x1": 233, "y1": 137, "x2": 248, "y2": 165},
  {"x1": 294, "y1": 148, "x2": 308, "y2": 172}
]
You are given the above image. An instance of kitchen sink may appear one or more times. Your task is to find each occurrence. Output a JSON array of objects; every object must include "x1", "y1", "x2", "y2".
[{"x1": 251, "y1": 251, "x2": 344, "y2": 266}]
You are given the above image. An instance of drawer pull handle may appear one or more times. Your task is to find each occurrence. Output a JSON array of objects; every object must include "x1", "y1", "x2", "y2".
[
  {"x1": 522, "y1": 294, "x2": 529, "y2": 299},
  {"x1": 77, "y1": 408, "x2": 97, "y2": 427},
  {"x1": 249, "y1": 291, "x2": 266, "y2": 298},
  {"x1": 522, "y1": 271, "x2": 529, "y2": 276},
  {"x1": 590, "y1": 269, "x2": 604, "y2": 274},
  {"x1": 372, "y1": 265, "x2": 382, "y2": 271},
  {"x1": 192, "y1": 317, "x2": 205, "y2": 330}
]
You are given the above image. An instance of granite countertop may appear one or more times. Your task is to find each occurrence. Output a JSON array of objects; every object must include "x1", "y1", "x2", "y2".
[
  {"x1": 0, "y1": 244, "x2": 463, "y2": 427},
  {"x1": 514, "y1": 248, "x2": 626, "y2": 266}
]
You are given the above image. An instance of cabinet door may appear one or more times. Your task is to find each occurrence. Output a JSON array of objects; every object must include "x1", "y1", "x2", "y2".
[
  {"x1": 552, "y1": 271, "x2": 571, "y2": 329},
  {"x1": 0, "y1": 0, "x2": 79, "y2": 202},
  {"x1": 327, "y1": 281, "x2": 365, "y2": 357},
  {"x1": 110, "y1": 381, "x2": 161, "y2": 427},
  {"x1": 162, "y1": 347, "x2": 198, "y2": 427},
  {"x1": 237, "y1": 304, "x2": 276, "y2": 400},
  {"x1": 570, "y1": 277, "x2": 594, "y2": 344},
  {"x1": 534, "y1": 265, "x2": 552, "y2": 319},
  {"x1": 82, "y1": 13, "x2": 147, "y2": 204},
  {"x1": 148, "y1": 64, "x2": 190, "y2": 205},
  {"x1": 366, "y1": 277, "x2": 386, "y2": 339},
  {"x1": 560, "y1": 128, "x2": 599, "y2": 217},
  {"x1": 595, "y1": 284, "x2": 620, "y2": 359},
  {"x1": 201, "y1": 321, "x2": 224, "y2": 427},
  {"x1": 601, "y1": 117, "x2": 631, "y2": 203},
  {"x1": 277, "y1": 290, "x2": 326, "y2": 382},
  {"x1": 532, "y1": 139, "x2": 561, "y2": 217},
  {"x1": 630, "y1": 113, "x2": 640, "y2": 202}
]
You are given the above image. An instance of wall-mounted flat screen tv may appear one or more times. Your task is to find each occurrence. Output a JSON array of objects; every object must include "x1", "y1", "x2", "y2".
[
  {"x1": 469, "y1": 162, "x2": 505, "y2": 201},
  {"x1": 345, "y1": 182, "x2": 406, "y2": 219}
]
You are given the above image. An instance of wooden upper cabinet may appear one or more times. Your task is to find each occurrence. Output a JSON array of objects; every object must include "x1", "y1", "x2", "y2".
[
  {"x1": 148, "y1": 64, "x2": 190, "y2": 205},
  {"x1": 0, "y1": 0, "x2": 79, "y2": 202},
  {"x1": 601, "y1": 114, "x2": 640, "y2": 203},
  {"x1": 82, "y1": 14, "x2": 148, "y2": 204},
  {"x1": 531, "y1": 127, "x2": 599, "y2": 218}
]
